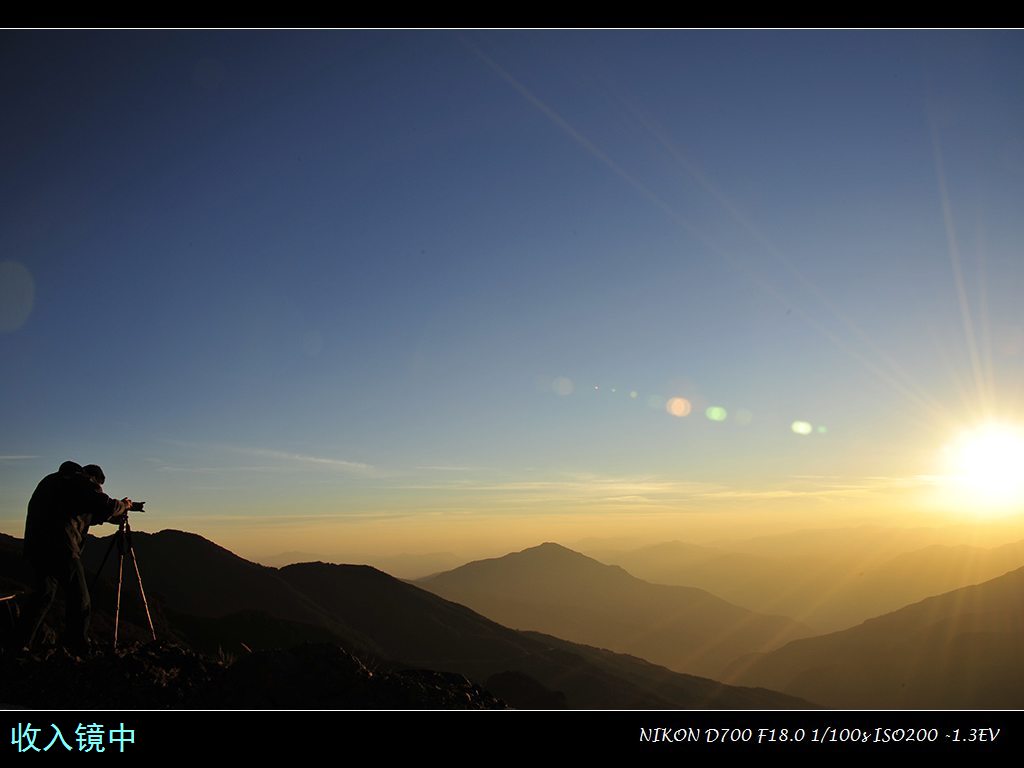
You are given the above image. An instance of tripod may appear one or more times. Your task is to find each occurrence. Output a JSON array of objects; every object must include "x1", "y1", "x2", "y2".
[{"x1": 92, "y1": 513, "x2": 156, "y2": 649}]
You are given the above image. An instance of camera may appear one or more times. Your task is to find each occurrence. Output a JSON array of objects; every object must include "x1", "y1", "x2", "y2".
[{"x1": 129, "y1": 500, "x2": 146, "y2": 512}]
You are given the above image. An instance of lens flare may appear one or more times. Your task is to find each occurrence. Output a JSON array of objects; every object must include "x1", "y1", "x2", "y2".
[
  {"x1": 791, "y1": 421, "x2": 813, "y2": 436},
  {"x1": 705, "y1": 406, "x2": 727, "y2": 422},
  {"x1": 666, "y1": 397, "x2": 692, "y2": 418},
  {"x1": 552, "y1": 377, "x2": 574, "y2": 396}
]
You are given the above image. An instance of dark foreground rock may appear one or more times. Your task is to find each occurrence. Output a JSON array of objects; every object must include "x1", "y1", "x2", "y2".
[
  {"x1": 211, "y1": 643, "x2": 506, "y2": 709},
  {"x1": 0, "y1": 642, "x2": 221, "y2": 709},
  {"x1": 485, "y1": 670, "x2": 568, "y2": 709},
  {"x1": 0, "y1": 641, "x2": 507, "y2": 710}
]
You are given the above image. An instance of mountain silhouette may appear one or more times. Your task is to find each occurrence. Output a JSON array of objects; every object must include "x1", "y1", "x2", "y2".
[
  {"x1": 723, "y1": 564, "x2": 1024, "y2": 708},
  {"x1": 258, "y1": 549, "x2": 463, "y2": 579},
  {"x1": 78, "y1": 529, "x2": 359, "y2": 637},
  {"x1": 0, "y1": 530, "x2": 806, "y2": 709},
  {"x1": 272, "y1": 555, "x2": 804, "y2": 708},
  {"x1": 418, "y1": 542, "x2": 812, "y2": 679},
  {"x1": 595, "y1": 533, "x2": 1024, "y2": 632}
]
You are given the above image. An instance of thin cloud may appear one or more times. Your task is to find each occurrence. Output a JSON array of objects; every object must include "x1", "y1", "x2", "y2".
[
  {"x1": 393, "y1": 470, "x2": 941, "y2": 510},
  {"x1": 157, "y1": 440, "x2": 376, "y2": 475},
  {"x1": 415, "y1": 465, "x2": 487, "y2": 472},
  {"x1": 698, "y1": 489, "x2": 872, "y2": 500},
  {"x1": 167, "y1": 510, "x2": 422, "y2": 526},
  {"x1": 697, "y1": 474, "x2": 938, "y2": 501},
  {"x1": 394, "y1": 473, "x2": 725, "y2": 511},
  {"x1": 154, "y1": 464, "x2": 285, "y2": 474},
  {"x1": 243, "y1": 448, "x2": 374, "y2": 474}
]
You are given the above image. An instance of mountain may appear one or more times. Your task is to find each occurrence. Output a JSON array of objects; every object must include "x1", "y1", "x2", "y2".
[
  {"x1": 79, "y1": 530, "x2": 334, "y2": 624},
  {"x1": 274, "y1": 557, "x2": 804, "y2": 708},
  {"x1": 0, "y1": 530, "x2": 805, "y2": 709},
  {"x1": 257, "y1": 550, "x2": 463, "y2": 579},
  {"x1": 417, "y1": 542, "x2": 812, "y2": 679},
  {"x1": 594, "y1": 536, "x2": 1024, "y2": 632},
  {"x1": 2, "y1": 531, "x2": 329, "y2": 652},
  {"x1": 723, "y1": 565, "x2": 1024, "y2": 708},
  {"x1": 0, "y1": 533, "x2": 32, "y2": 594}
]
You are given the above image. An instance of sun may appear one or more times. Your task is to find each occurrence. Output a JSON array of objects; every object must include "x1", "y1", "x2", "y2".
[{"x1": 942, "y1": 423, "x2": 1024, "y2": 513}]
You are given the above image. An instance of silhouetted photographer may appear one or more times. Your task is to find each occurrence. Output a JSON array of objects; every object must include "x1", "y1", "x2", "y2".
[{"x1": 18, "y1": 460, "x2": 137, "y2": 655}]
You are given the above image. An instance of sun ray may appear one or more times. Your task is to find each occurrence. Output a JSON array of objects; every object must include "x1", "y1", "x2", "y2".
[
  {"x1": 930, "y1": 117, "x2": 991, "y2": 420},
  {"x1": 622, "y1": 101, "x2": 952, "y2": 423},
  {"x1": 465, "y1": 38, "x2": 961, "y2": 430}
]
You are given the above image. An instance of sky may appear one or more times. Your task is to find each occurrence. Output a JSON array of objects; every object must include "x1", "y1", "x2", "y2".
[{"x1": 2, "y1": 30, "x2": 1023, "y2": 561}]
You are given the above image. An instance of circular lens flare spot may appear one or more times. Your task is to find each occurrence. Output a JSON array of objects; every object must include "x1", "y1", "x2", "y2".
[
  {"x1": 791, "y1": 421, "x2": 813, "y2": 436},
  {"x1": 706, "y1": 406, "x2": 728, "y2": 422},
  {"x1": 552, "y1": 377, "x2": 574, "y2": 396},
  {"x1": 666, "y1": 397, "x2": 692, "y2": 418}
]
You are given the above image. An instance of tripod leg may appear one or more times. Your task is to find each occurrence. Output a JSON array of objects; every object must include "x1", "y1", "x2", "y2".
[
  {"x1": 90, "y1": 533, "x2": 120, "y2": 595},
  {"x1": 114, "y1": 552, "x2": 124, "y2": 650},
  {"x1": 128, "y1": 546, "x2": 156, "y2": 641}
]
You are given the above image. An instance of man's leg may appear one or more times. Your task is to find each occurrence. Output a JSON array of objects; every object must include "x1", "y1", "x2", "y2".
[
  {"x1": 64, "y1": 556, "x2": 91, "y2": 652},
  {"x1": 18, "y1": 562, "x2": 60, "y2": 650}
]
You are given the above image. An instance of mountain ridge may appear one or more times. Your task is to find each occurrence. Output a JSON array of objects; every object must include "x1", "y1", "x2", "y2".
[
  {"x1": 418, "y1": 540, "x2": 813, "y2": 679},
  {"x1": 724, "y1": 563, "x2": 1024, "y2": 708},
  {"x1": 0, "y1": 529, "x2": 807, "y2": 710}
]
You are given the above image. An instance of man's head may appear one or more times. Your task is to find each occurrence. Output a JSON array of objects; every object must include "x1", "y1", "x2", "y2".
[
  {"x1": 58, "y1": 460, "x2": 83, "y2": 476},
  {"x1": 82, "y1": 464, "x2": 105, "y2": 486}
]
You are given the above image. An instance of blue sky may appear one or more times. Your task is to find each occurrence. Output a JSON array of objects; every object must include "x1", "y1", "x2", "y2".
[{"x1": 2, "y1": 30, "x2": 1023, "y2": 556}]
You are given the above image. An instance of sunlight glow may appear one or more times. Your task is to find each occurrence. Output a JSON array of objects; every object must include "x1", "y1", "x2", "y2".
[{"x1": 944, "y1": 423, "x2": 1024, "y2": 513}]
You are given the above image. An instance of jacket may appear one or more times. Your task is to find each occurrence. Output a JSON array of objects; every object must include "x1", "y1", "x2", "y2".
[{"x1": 24, "y1": 468, "x2": 128, "y2": 562}]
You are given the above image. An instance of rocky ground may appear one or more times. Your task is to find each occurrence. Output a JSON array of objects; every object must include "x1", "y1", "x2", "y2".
[{"x1": 0, "y1": 641, "x2": 507, "y2": 710}]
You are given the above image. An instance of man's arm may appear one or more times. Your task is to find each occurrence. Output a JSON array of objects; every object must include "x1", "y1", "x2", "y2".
[{"x1": 71, "y1": 476, "x2": 129, "y2": 526}]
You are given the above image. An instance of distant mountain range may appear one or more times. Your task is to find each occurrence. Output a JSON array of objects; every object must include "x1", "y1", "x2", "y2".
[
  {"x1": 0, "y1": 531, "x2": 804, "y2": 709},
  {"x1": 418, "y1": 542, "x2": 812, "y2": 679},
  {"x1": 724, "y1": 564, "x2": 1024, "y2": 708},
  {"x1": 590, "y1": 533, "x2": 1024, "y2": 632},
  {"x1": 11, "y1": 526, "x2": 1019, "y2": 709}
]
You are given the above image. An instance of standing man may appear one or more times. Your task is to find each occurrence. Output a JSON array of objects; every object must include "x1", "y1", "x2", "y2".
[{"x1": 19, "y1": 460, "x2": 133, "y2": 655}]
